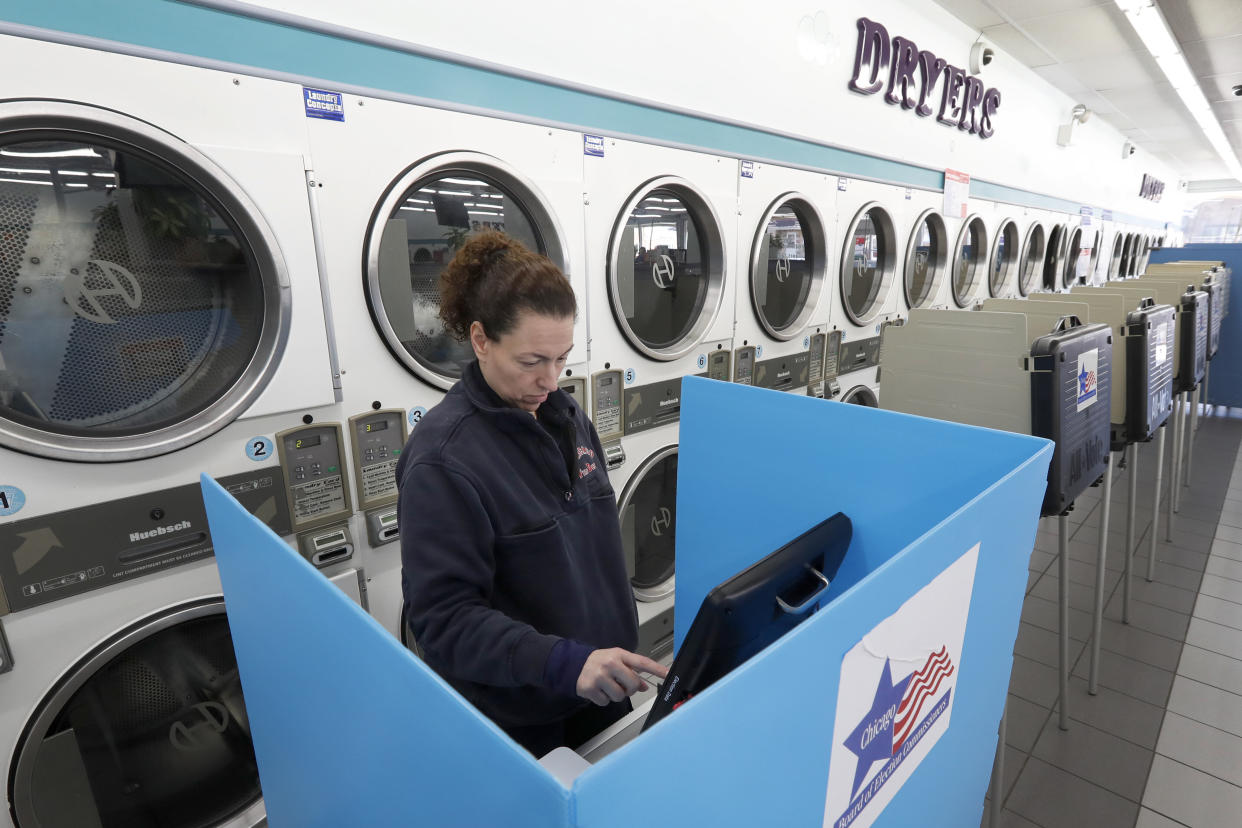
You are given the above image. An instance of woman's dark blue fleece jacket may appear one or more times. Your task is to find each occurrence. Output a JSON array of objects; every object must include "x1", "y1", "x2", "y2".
[{"x1": 398, "y1": 360, "x2": 639, "y2": 729}]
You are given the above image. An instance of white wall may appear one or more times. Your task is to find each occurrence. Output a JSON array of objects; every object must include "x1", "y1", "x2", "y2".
[{"x1": 249, "y1": 0, "x2": 1182, "y2": 224}]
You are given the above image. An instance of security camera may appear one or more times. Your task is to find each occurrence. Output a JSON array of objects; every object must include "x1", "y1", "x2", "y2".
[
  {"x1": 970, "y1": 41, "x2": 995, "y2": 74},
  {"x1": 1122, "y1": 140, "x2": 1136, "y2": 158}
]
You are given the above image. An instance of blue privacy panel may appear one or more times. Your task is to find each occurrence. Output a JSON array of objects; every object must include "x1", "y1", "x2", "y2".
[
  {"x1": 200, "y1": 372, "x2": 1051, "y2": 828},
  {"x1": 1150, "y1": 244, "x2": 1242, "y2": 407},
  {"x1": 199, "y1": 476, "x2": 570, "y2": 828},
  {"x1": 571, "y1": 378, "x2": 1052, "y2": 827}
]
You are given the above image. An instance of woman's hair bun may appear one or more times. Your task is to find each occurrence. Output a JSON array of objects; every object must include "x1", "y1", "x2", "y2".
[{"x1": 438, "y1": 230, "x2": 576, "y2": 342}]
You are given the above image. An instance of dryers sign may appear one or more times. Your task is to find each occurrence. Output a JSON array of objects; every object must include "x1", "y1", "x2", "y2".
[
  {"x1": 823, "y1": 544, "x2": 977, "y2": 828},
  {"x1": 1077, "y1": 348, "x2": 1099, "y2": 412},
  {"x1": 303, "y1": 87, "x2": 345, "y2": 121},
  {"x1": 849, "y1": 17, "x2": 1001, "y2": 139}
]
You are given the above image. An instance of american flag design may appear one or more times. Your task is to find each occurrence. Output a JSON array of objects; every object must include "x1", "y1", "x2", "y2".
[
  {"x1": 892, "y1": 647, "x2": 955, "y2": 752},
  {"x1": 1076, "y1": 348, "x2": 1099, "y2": 411}
]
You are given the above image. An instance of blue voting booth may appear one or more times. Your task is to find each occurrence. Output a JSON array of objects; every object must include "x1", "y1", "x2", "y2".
[{"x1": 200, "y1": 376, "x2": 1052, "y2": 827}]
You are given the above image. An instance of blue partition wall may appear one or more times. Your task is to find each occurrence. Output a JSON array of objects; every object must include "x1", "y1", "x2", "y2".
[
  {"x1": 1149, "y1": 243, "x2": 1242, "y2": 406},
  {"x1": 200, "y1": 376, "x2": 1051, "y2": 828}
]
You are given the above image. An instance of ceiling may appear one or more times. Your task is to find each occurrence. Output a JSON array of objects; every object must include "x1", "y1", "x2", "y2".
[{"x1": 931, "y1": 0, "x2": 1242, "y2": 188}]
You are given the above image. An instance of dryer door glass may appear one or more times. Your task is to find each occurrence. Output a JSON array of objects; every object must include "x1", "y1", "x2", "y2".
[
  {"x1": 752, "y1": 202, "x2": 814, "y2": 335},
  {"x1": 10, "y1": 608, "x2": 261, "y2": 827},
  {"x1": 1043, "y1": 225, "x2": 1065, "y2": 290},
  {"x1": 1018, "y1": 225, "x2": 1045, "y2": 296},
  {"x1": 0, "y1": 139, "x2": 267, "y2": 441},
  {"x1": 613, "y1": 189, "x2": 713, "y2": 354},
  {"x1": 952, "y1": 217, "x2": 985, "y2": 305},
  {"x1": 1064, "y1": 227, "x2": 1084, "y2": 287},
  {"x1": 371, "y1": 172, "x2": 543, "y2": 385},
  {"x1": 843, "y1": 209, "x2": 888, "y2": 321},
  {"x1": 905, "y1": 213, "x2": 943, "y2": 309},
  {"x1": 619, "y1": 449, "x2": 677, "y2": 601},
  {"x1": 991, "y1": 220, "x2": 1017, "y2": 297}
]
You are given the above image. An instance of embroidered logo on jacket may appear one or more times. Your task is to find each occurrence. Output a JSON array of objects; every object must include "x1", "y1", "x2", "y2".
[{"x1": 576, "y1": 445, "x2": 598, "y2": 479}]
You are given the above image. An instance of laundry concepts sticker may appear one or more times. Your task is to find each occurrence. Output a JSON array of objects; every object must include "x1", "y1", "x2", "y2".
[
  {"x1": 823, "y1": 544, "x2": 978, "y2": 828},
  {"x1": 303, "y1": 87, "x2": 344, "y2": 121},
  {"x1": 1076, "y1": 348, "x2": 1099, "y2": 412}
]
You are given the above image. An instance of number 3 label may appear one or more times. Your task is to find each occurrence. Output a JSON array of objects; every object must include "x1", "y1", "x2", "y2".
[{"x1": 246, "y1": 437, "x2": 274, "y2": 461}]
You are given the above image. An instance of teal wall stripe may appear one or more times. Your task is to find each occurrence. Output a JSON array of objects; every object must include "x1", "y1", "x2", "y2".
[{"x1": 1, "y1": 0, "x2": 1168, "y2": 227}]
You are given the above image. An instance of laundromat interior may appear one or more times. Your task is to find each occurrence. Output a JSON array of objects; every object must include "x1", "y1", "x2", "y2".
[{"x1": 2, "y1": 1, "x2": 1242, "y2": 826}]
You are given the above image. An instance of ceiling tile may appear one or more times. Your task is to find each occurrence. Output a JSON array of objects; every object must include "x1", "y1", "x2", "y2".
[
  {"x1": 981, "y1": 22, "x2": 1059, "y2": 67},
  {"x1": 1013, "y1": 4, "x2": 1146, "y2": 61},
  {"x1": 1185, "y1": 36, "x2": 1242, "y2": 76},
  {"x1": 1161, "y1": 0, "x2": 1242, "y2": 46},
  {"x1": 1203, "y1": 71, "x2": 1242, "y2": 102},
  {"x1": 1057, "y1": 51, "x2": 1162, "y2": 92},
  {"x1": 929, "y1": 0, "x2": 1007, "y2": 30},
  {"x1": 991, "y1": 0, "x2": 1112, "y2": 23}
]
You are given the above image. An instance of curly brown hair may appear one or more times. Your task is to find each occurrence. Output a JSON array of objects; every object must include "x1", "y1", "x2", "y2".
[{"x1": 438, "y1": 231, "x2": 576, "y2": 341}]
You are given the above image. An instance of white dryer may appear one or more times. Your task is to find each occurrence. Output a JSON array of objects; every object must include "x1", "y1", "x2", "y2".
[
  {"x1": 0, "y1": 35, "x2": 343, "y2": 828},
  {"x1": 830, "y1": 178, "x2": 913, "y2": 403},
  {"x1": 305, "y1": 95, "x2": 589, "y2": 638},
  {"x1": 584, "y1": 138, "x2": 737, "y2": 659},
  {"x1": 733, "y1": 161, "x2": 832, "y2": 398}
]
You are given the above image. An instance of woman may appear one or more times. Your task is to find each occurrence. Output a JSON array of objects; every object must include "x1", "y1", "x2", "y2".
[{"x1": 397, "y1": 231, "x2": 667, "y2": 756}]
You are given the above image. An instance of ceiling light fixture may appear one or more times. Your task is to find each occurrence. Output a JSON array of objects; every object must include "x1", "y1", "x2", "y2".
[{"x1": 1113, "y1": 0, "x2": 1242, "y2": 183}]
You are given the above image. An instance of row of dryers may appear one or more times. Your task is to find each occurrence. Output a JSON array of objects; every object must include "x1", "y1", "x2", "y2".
[{"x1": 0, "y1": 35, "x2": 1175, "y2": 828}]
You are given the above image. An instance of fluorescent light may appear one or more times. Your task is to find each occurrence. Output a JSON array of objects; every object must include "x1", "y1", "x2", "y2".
[
  {"x1": 1114, "y1": 0, "x2": 1242, "y2": 183},
  {"x1": 439, "y1": 177, "x2": 488, "y2": 186},
  {"x1": 0, "y1": 177, "x2": 52, "y2": 186},
  {"x1": 91, "y1": 172, "x2": 116, "y2": 178},
  {"x1": 399, "y1": 206, "x2": 428, "y2": 212},
  {"x1": 65, "y1": 182, "x2": 88, "y2": 188},
  {"x1": 435, "y1": 189, "x2": 472, "y2": 197},
  {"x1": 0, "y1": 147, "x2": 100, "y2": 158},
  {"x1": 0, "y1": 166, "x2": 49, "y2": 175},
  {"x1": 56, "y1": 170, "x2": 89, "y2": 177}
]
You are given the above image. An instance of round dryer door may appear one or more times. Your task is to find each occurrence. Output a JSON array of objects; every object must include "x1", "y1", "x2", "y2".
[
  {"x1": 365, "y1": 153, "x2": 568, "y2": 389},
  {"x1": 904, "y1": 210, "x2": 947, "y2": 310},
  {"x1": 608, "y1": 178, "x2": 726, "y2": 360},
  {"x1": 1042, "y1": 225, "x2": 1066, "y2": 291},
  {"x1": 840, "y1": 203, "x2": 896, "y2": 325},
  {"x1": 8, "y1": 600, "x2": 264, "y2": 828},
  {"x1": 617, "y1": 445, "x2": 678, "y2": 602},
  {"x1": 0, "y1": 102, "x2": 289, "y2": 462},
  {"x1": 1017, "y1": 224, "x2": 1045, "y2": 297},
  {"x1": 951, "y1": 215, "x2": 987, "y2": 306},
  {"x1": 991, "y1": 220, "x2": 1017, "y2": 297},
  {"x1": 841, "y1": 385, "x2": 878, "y2": 407},
  {"x1": 749, "y1": 195, "x2": 825, "y2": 339}
]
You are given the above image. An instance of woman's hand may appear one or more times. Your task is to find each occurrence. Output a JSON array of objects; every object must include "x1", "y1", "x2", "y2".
[{"x1": 576, "y1": 648, "x2": 670, "y2": 706}]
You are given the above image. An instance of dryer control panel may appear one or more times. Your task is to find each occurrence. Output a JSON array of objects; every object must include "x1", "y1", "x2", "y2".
[
  {"x1": 276, "y1": 424, "x2": 353, "y2": 534},
  {"x1": 348, "y1": 409, "x2": 406, "y2": 511},
  {"x1": 698, "y1": 350, "x2": 732, "y2": 382},
  {"x1": 591, "y1": 370, "x2": 624, "y2": 442},
  {"x1": 824, "y1": 330, "x2": 844, "y2": 380},
  {"x1": 733, "y1": 345, "x2": 756, "y2": 384},
  {"x1": 559, "y1": 376, "x2": 587, "y2": 409},
  {"x1": 808, "y1": 332, "x2": 827, "y2": 397}
]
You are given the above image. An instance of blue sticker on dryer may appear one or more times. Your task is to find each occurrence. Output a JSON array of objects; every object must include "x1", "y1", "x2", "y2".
[
  {"x1": 246, "y1": 437, "x2": 274, "y2": 461},
  {"x1": 0, "y1": 485, "x2": 26, "y2": 516},
  {"x1": 584, "y1": 134, "x2": 605, "y2": 157},
  {"x1": 303, "y1": 87, "x2": 344, "y2": 121}
]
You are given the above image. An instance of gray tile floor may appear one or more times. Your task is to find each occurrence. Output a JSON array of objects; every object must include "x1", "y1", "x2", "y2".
[{"x1": 983, "y1": 405, "x2": 1242, "y2": 828}]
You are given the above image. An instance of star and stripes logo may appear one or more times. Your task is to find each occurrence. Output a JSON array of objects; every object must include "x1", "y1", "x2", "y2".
[
  {"x1": 1076, "y1": 348, "x2": 1099, "y2": 411},
  {"x1": 893, "y1": 647, "x2": 954, "y2": 752}
]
